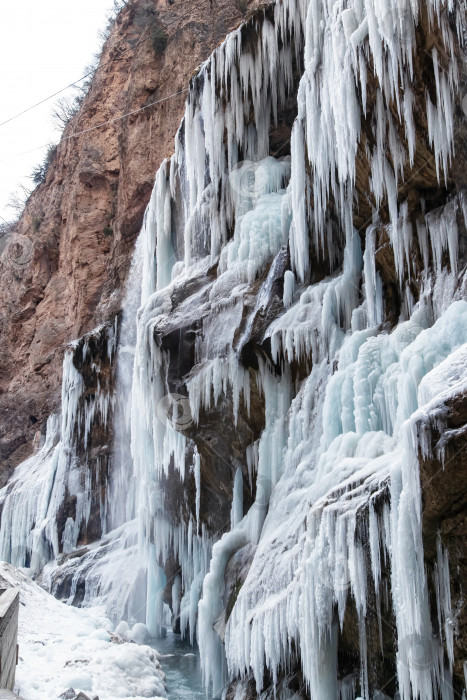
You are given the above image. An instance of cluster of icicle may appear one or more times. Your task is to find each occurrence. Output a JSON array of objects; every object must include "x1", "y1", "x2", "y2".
[
  {"x1": 0, "y1": 324, "x2": 116, "y2": 572},
  {"x1": 128, "y1": 0, "x2": 467, "y2": 698},
  {"x1": 289, "y1": 0, "x2": 463, "y2": 285},
  {"x1": 129, "y1": 0, "x2": 308, "y2": 642}
]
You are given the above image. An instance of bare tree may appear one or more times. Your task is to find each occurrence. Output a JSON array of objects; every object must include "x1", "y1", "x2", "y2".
[
  {"x1": 51, "y1": 96, "x2": 79, "y2": 131},
  {"x1": 7, "y1": 184, "x2": 31, "y2": 216},
  {"x1": 0, "y1": 220, "x2": 16, "y2": 237}
]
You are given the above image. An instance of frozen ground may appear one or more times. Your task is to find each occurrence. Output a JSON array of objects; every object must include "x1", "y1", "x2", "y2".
[{"x1": 0, "y1": 563, "x2": 166, "y2": 700}]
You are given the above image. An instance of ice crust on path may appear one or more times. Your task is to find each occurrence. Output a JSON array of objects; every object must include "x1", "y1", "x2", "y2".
[{"x1": 0, "y1": 564, "x2": 166, "y2": 700}]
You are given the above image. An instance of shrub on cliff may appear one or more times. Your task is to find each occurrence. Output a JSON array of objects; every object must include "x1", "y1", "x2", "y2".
[
  {"x1": 151, "y1": 20, "x2": 168, "y2": 55},
  {"x1": 30, "y1": 144, "x2": 58, "y2": 186},
  {"x1": 133, "y1": 4, "x2": 168, "y2": 55},
  {"x1": 6, "y1": 185, "x2": 31, "y2": 216}
]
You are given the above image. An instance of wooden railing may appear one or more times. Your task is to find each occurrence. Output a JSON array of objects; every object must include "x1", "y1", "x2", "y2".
[{"x1": 0, "y1": 589, "x2": 19, "y2": 691}]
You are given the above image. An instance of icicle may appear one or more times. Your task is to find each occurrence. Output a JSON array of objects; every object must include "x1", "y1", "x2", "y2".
[
  {"x1": 363, "y1": 225, "x2": 384, "y2": 327},
  {"x1": 435, "y1": 534, "x2": 454, "y2": 670},
  {"x1": 198, "y1": 530, "x2": 248, "y2": 696},
  {"x1": 230, "y1": 468, "x2": 243, "y2": 529},
  {"x1": 187, "y1": 352, "x2": 250, "y2": 427},
  {"x1": 195, "y1": 450, "x2": 201, "y2": 534},
  {"x1": 425, "y1": 197, "x2": 459, "y2": 276},
  {"x1": 283, "y1": 269, "x2": 296, "y2": 309}
]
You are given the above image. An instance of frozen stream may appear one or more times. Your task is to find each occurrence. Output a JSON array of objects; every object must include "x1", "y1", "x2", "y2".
[{"x1": 154, "y1": 630, "x2": 206, "y2": 700}]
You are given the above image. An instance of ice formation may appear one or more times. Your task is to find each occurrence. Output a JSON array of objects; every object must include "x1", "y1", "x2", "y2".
[
  {"x1": 0, "y1": 324, "x2": 116, "y2": 572},
  {"x1": 1, "y1": 0, "x2": 467, "y2": 698}
]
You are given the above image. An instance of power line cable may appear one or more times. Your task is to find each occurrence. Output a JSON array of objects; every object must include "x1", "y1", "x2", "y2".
[
  {"x1": 0, "y1": 88, "x2": 189, "y2": 164},
  {"x1": 0, "y1": 0, "x2": 210, "y2": 129},
  {"x1": 0, "y1": 28, "x2": 148, "y2": 128}
]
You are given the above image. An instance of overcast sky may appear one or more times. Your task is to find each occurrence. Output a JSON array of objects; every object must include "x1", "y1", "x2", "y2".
[{"x1": 0, "y1": 0, "x2": 115, "y2": 223}]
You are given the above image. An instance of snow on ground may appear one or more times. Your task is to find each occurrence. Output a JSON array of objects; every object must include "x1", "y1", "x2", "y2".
[{"x1": 0, "y1": 563, "x2": 166, "y2": 700}]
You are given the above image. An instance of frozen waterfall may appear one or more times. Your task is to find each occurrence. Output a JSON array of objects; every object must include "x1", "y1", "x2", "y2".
[{"x1": 1, "y1": 0, "x2": 467, "y2": 698}]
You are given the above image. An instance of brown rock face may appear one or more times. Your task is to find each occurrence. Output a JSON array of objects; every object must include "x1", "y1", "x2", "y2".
[{"x1": 0, "y1": 0, "x2": 260, "y2": 474}]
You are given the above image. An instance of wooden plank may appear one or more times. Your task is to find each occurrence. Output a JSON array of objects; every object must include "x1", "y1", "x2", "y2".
[
  {"x1": 0, "y1": 589, "x2": 19, "y2": 691},
  {"x1": 0, "y1": 591, "x2": 18, "y2": 621},
  {"x1": 0, "y1": 635, "x2": 17, "y2": 688}
]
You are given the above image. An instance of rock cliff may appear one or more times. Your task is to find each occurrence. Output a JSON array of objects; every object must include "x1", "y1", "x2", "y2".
[{"x1": 0, "y1": 0, "x2": 257, "y2": 474}]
